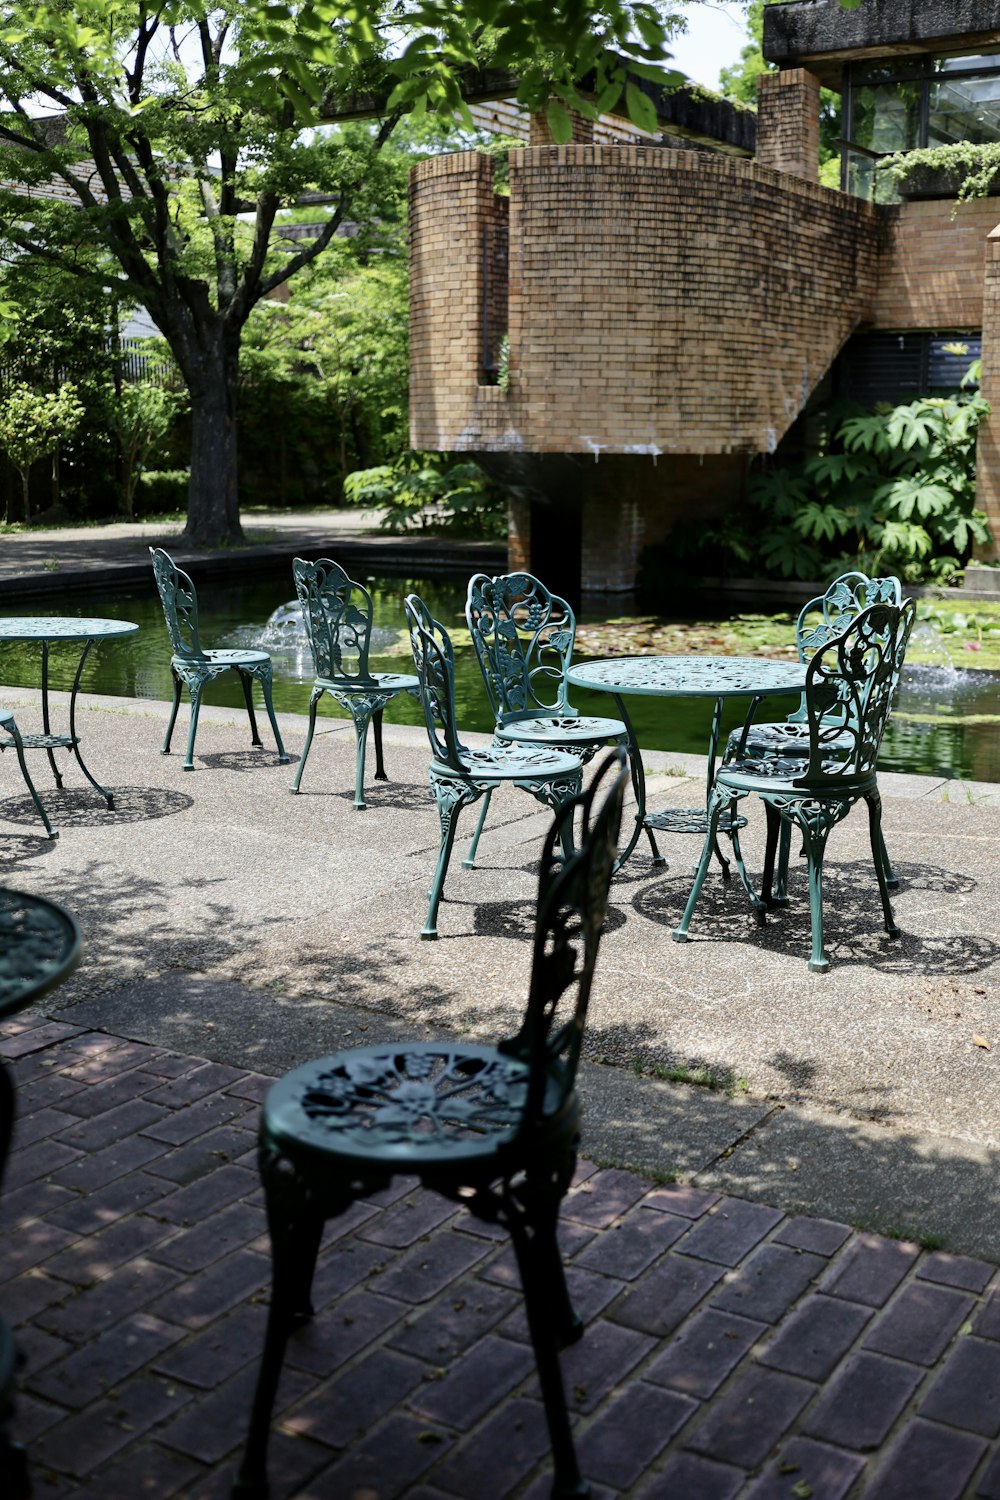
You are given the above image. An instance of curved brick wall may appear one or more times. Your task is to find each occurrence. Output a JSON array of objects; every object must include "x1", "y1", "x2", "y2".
[{"x1": 409, "y1": 145, "x2": 880, "y2": 459}]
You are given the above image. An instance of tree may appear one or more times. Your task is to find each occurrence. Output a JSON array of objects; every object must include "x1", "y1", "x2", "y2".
[
  {"x1": 109, "y1": 382, "x2": 187, "y2": 517},
  {"x1": 0, "y1": 0, "x2": 690, "y2": 546},
  {"x1": 0, "y1": 382, "x2": 84, "y2": 522}
]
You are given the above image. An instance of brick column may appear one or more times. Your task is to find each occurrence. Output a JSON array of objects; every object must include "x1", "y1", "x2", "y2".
[
  {"x1": 756, "y1": 69, "x2": 821, "y2": 183},
  {"x1": 973, "y1": 225, "x2": 1000, "y2": 560}
]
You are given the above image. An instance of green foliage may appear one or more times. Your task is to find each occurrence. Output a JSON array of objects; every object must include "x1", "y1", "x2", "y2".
[
  {"x1": 0, "y1": 0, "x2": 693, "y2": 543},
  {"x1": 134, "y1": 470, "x2": 189, "y2": 515},
  {"x1": 109, "y1": 382, "x2": 188, "y2": 518},
  {"x1": 880, "y1": 141, "x2": 1000, "y2": 205},
  {"x1": 642, "y1": 374, "x2": 992, "y2": 590},
  {"x1": 239, "y1": 235, "x2": 410, "y2": 502},
  {"x1": 343, "y1": 453, "x2": 507, "y2": 537},
  {"x1": 0, "y1": 382, "x2": 85, "y2": 522}
]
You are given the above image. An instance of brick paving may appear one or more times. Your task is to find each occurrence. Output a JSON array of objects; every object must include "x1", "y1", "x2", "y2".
[{"x1": 3, "y1": 1015, "x2": 1000, "y2": 1498}]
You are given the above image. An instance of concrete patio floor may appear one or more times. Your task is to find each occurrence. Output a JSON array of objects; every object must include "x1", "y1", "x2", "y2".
[{"x1": 1, "y1": 688, "x2": 999, "y2": 1496}]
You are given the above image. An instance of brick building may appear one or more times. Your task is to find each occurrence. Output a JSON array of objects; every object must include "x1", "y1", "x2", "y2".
[{"x1": 408, "y1": 0, "x2": 1000, "y2": 596}]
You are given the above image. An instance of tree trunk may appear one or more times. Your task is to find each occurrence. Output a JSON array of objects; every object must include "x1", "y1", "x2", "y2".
[{"x1": 182, "y1": 331, "x2": 244, "y2": 547}]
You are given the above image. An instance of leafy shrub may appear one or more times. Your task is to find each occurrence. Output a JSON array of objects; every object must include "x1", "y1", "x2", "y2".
[
  {"x1": 343, "y1": 454, "x2": 507, "y2": 538},
  {"x1": 135, "y1": 469, "x2": 188, "y2": 515},
  {"x1": 641, "y1": 373, "x2": 991, "y2": 590}
]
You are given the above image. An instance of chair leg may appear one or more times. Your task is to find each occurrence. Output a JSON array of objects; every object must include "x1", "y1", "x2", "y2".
[
  {"x1": 182, "y1": 684, "x2": 202, "y2": 771},
  {"x1": 462, "y1": 788, "x2": 493, "y2": 869},
  {"x1": 876, "y1": 820, "x2": 899, "y2": 892},
  {"x1": 798, "y1": 810, "x2": 833, "y2": 974},
  {"x1": 425, "y1": 774, "x2": 481, "y2": 939},
  {"x1": 237, "y1": 669, "x2": 263, "y2": 747},
  {"x1": 727, "y1": 798, "x2": 766, "y2": 926},
  {"x1": 866, "y1": 791, "x2": 900, "y2": 940},
  {"x1": 673, "y1": 787, "x2": 725, "y2": 943},
  {"x1": 372, "y1": 707, "x2": 388, "y2": 782},
  {"x1": 526, "y1": 772, "x2": 583, "y2": 860},
  {"x1": 350, "y1": 701, "x2": 373, "y2": 810},
  {"x1": 761, "y1": 802, "x2": 780, "y2": 908},
  {"x1": 258, "y1": 665, "x2": 290, "y2": 765},
  {"x1": 4, "y1": 720, "x2": 57, "y2": 839},
  {"x1": 232, "y1": 1174, "x2": 326, "y2": 1500},
  {"x1": 775, "y1": 818, "x2": 793, "y2": 905},
  {"x1": 508, "y1": 1182, "x2": 588, "y2": 1499},
  {"x1": 161, "y1": 670, "x2": 183, "y2": 755},
  {"x1": 291, "y1": 688, "x2": 322, "y2": 793}
]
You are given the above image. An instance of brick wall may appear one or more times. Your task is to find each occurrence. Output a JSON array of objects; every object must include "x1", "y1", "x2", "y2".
[
  {"x1": 410, "y1": 145, "x2": 880, "y2": 461},
  {"x1": 756, "y1": 69, "x2": 821, "y2": 183},
  {"x1": 875, "y1": 195, "x2": 1000, "y2": 329}
]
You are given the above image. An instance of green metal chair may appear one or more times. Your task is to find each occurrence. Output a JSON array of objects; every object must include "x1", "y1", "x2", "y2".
[
  {"x1": 290, "y1": 557, "x2": 418, "y2": 809},
  {"x1": 149, "y1": 548, "x2": 289, "y2": 772},
  {"x1": 405, "y1": 593, "x2": 583, "y2": 938},
  {"x1": 466, "y1": 571, "x2": 658, "y2": 867},
  {"x1": 675, "y1": 599, "x2": 917, "y2": 973},
  {"x1": 724, "y1": 572, "x2": 903, "y2": 900},
  {"x1": 231, "y1": 750, "x2": 627, "y2": 1500},
  {"x1": 0, "y1": 710, "x2": 58, "y2": 839}
]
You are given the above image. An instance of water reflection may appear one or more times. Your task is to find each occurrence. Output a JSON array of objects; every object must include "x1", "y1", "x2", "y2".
[{"x1": 0, "y1": 576, "x2": 996, "y2": 784}]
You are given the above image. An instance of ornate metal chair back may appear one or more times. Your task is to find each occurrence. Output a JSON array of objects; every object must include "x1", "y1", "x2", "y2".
[
  {"x1": 501, "y1": 749, "x2": 626, "y2": 1129},
  {"x1": 292, "y1": 557, "x2": 377, "y2": 687},
  {"x1": 149, "y1": 547, "x2": 206, "y2": 661},
  {"x1": 466, "y1": 572, "x2": 577, "y2": 722},
  {"x1": 800, "y1": 599, "x2": 916, "y2": 785},
  {"x1": 404, "y1": 594, "x2": 467, "y2": 772},
  {"x1": 796, "y1": 572, "x2": 902, "y2": 661}
]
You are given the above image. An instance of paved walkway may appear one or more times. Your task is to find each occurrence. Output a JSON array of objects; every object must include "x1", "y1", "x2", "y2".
[
  {"x1": 5, "y1": 1011, "x2": 1000, "y2": 1500},
  {"x1": 0, "y1": 648, "x2": 998, "y2": 1493},
  {"x1": 0, "y1": 510, "x2": 504, "y2": 600}
]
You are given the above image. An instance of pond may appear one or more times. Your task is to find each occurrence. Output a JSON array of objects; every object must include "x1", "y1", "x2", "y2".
[{"x1": 1, "y1": 573, "x2": 997, "y2": 783}]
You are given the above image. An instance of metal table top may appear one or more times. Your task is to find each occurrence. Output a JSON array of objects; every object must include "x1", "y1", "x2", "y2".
[
  {"x1": 0, "y1": 888, "x2": 81, "y2": 1020},
  {"x1": 0, "y1": 617, "x2": 139, "y2": 644},
  {"x1": 565, "y1": 655, "x2": 807, "y2": 699}
]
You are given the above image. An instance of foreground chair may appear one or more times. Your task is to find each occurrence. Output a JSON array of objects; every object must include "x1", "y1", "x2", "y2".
[
  {"x1": 725, "y1": 571, "x2": 903, "y2": 899},
  {"x1": 0, "y1": 709, "x2": 58, "y2": 838},
  {"x1": 149, "y1": 548, "x2": 289, "y2": 771},
  {"x1": 290, "y1": 557, "x2": 418, "y2": 808},
  {"x1": 405, "y1": 593, "x2": 583, "y2": 938},
  {"x1": 231, "y1": 750, "x2": 627, "y2": 1500},
  {"x1": 675, "y1": 600, "x2": 916, "y2": 973},
  {"x1": 466, "y1": 570, "x2": 657, "y2": 867}
]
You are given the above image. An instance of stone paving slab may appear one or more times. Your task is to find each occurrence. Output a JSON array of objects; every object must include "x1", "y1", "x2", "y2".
[
  {"x1": 4, "y1": 1015, "x2": 1000, "y2": 1499},
  {"x1": 0, "y1": 689, "x2": 998, "y2": 1256}
]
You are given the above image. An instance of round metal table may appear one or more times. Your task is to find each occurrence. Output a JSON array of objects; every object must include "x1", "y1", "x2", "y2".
[
  {"x1": 564, "y1": 655, "x2": 807, "y2": 869},
  {"x1": 0, "y1": 617, "x2": 139, "y2": 812},
  {"x1": 0, "y1": 887, "x2": 81, "y2": 1497}
]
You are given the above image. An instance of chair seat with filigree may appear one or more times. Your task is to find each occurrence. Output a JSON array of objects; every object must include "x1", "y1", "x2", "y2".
[
  {"x1": 723, "y1": 573, "x2": 903, "y2": 899},
  {"x1": 290, "y1": 559, "x2": 419, "y2": 809},
  {"x1": 231, "y1": 751, "x2": 626, "y2": 1500},
  {"x1": 675, "y1": 600, "x2": 916, "y2": 973},
  {"x1": 149, "y1": 549, "x2": 289, "y2": 772},
  {"x1": 405, "y1": 594, "x2": 583, "y2": 938},
  {"x1": 464, "y1": 572, "x2": 652, "y2": 871}
]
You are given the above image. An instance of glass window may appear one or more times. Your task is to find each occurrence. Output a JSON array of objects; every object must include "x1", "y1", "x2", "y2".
[
  {"x1": 844, "y1": 52, "x2": 1000, "y2": 198},
  {"x1": 851, "y1": 80, "x2": 922, "y2": 155},
  {"x1": 928, "y1": 74, "x2": 1000, "y2": 147}
]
